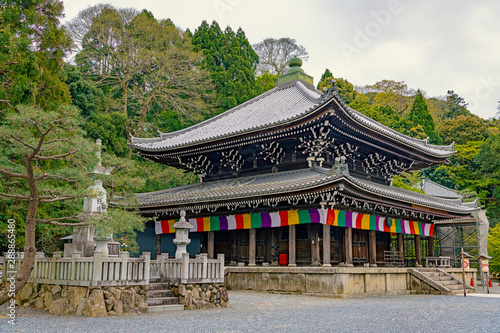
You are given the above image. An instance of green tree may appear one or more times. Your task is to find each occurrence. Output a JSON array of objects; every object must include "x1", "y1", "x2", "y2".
[
  {"x1": 439, "y1": 115, "x2": 489, "y2": 145},
  {"x1": 74, "y1": 8, "x2": 212, "y2": 138},
  {"x1": 407, "y1": 90, "x2": 441, "y2": 144},
  {"x1": 0, "y1": 105, "x2": 145, "y2": 304},
  {"x1": 317, "y1": 69, "x2": 334, "y2": 91},
  {"x1": 488, "y1": 224, "x2": 500, "y2": 274},
  {"x1": 253, "y1": 37, "x2": 308, "y2": 75},
  {"x1": 255, "y1": 71, "x2": 278, "y2": 95},
  {"x1": 444, "y1": 90, "x2": 470, "y2": 119},
  {"x1": 192, "y1": 20, "x2": 259, "y2": 113},
  {"x1": 365, "y1": 80, "x2": 415, "y2": 115},
  {"x1": 0, "y1": 0, "x2": 72, "y2": 110}
]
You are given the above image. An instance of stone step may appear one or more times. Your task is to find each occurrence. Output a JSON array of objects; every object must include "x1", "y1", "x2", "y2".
[
  {"x1": 448, "y1": 284, "x2": 465, "y2": 290},
  {"x1": 147, "y1": 304, "x2": 185, "y2": 313},
  {"x1": 422, "y1": 272, "x2": 440, "y2": 277},
  {"x1": 440, "y1": 280, "x2": 459, "y2": 286},
  {"x1": 147, "y1": 289, "x2": 174, "y2": 298},
  {"x1": 147, "y1": 297, "x2": 179, "y2": 306},
  {"x1": 149, "y1": 282, "x2": 170, "y2": 290},
  {"x1": 435, "y1": 275, "x2": 453, "y2": 281}
]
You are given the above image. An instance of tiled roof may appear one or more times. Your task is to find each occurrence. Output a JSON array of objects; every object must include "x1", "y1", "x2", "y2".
[
  {"x1": 341, "y1": 104, "x2": 455, "y2": 157},
  {"x1": 130, "y1": 80, "x2": 321, "y2": 151},
  {"x1": 345, "y1": 176, "x2": 477, "y2": 214},
  {"x1": 130, "y1": 166, "x2": 477, "y2": 214},
  {"x1": 419, "y1": 178, "x2": 462, "y2": 199},
  {"x1": 131, "y1": 79, "x2": 455, "y2": 159},
  {"x1": 134, "y1": 167, "x2": 339, "y2": 207}
]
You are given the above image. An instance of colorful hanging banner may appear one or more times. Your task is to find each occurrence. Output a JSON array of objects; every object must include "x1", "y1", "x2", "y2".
[{"x1": 155, "y1": 208, "x2": 435, "y2": 237}]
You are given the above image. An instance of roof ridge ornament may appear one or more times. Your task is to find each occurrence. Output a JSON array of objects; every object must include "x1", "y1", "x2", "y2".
[{"x1": 328, "y1": 156, "x2": 349, "y2": 176}]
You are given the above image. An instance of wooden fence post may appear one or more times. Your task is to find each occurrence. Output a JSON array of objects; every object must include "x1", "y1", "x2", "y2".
[
  {"x1": 52, "y1": 252, "x2": 61, "y2": 280},
  {"x1": 218, "y1": 254, "x2": 225, "y2": 280},
  {"x1": 142, "y1": 252, "x2": 151, "y2": 282},
  {"x1": 181, "y1": 252, "x2": 189, "y2": 284},
  {"x1": 119, "y1": 251, "x2": 130, "y2": 282}
]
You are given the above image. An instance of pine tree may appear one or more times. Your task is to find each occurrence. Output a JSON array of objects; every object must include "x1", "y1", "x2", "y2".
[{"x1": 407, "y1": 90, "x2": 441, "y2": 144}]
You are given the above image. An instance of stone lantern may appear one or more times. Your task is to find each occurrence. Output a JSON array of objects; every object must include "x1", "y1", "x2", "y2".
[{"x1": 173, "y1": 210, "x2": 193, "y2": 259}]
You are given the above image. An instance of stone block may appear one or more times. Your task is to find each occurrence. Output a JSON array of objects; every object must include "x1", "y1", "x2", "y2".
[
  {"x1": 365, "y1": 274, "x2": 385, "y2": 293},
  {"x1": 82, "y1": 289, "x2": 107, "y2": 317},
  {"x1": 113, "y1": 300, "x2": 123, "y2": 315},
  {"x1": 49, "y1": 297, "x2": 72, "y2": 315},
  {"x1": 20, "y1": 283, "x2": 34, "y2": 303},
  {"x1": 121, "y1": 290, "x2": 136, "y2": 313},
  {"x1": 44, "y1": 291, "x2": 53, "y2": 310}
]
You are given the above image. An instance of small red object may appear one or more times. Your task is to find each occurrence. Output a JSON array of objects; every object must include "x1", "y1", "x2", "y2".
[
  {"x1": 470, "y1": 278, "x2": 474, "y2": 287},
  {"x1": 489, "y1": 278, "x2": 493, "y2": 287},
  {"x1": 279, "y1": 254, "x2": 287, "y2": 266}
]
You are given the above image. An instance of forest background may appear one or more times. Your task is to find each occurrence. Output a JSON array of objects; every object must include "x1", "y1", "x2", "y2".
[{"x1": 1, "y1": 2, "x2": 500, "y2": 273}]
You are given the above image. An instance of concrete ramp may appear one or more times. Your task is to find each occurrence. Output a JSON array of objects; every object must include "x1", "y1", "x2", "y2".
[{"x1": 409, "y1": 268, "x2": 475, "y2": 295}]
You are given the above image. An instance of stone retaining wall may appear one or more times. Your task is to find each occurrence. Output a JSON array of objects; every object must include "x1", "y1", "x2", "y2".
[
  {"x1": 169, "y1": 283, "x2": 229, "y2": 309},
  {"x1": 225, "y1": 267, "x2": 477, "y2": 297},
  {"x1": 13, "y1": 282, "x2": 148, "y2": 316}
]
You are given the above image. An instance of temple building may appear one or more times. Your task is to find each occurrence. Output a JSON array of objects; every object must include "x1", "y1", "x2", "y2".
[{"x1": 127, "y1": 58, "x2": 481, "y2": 268}]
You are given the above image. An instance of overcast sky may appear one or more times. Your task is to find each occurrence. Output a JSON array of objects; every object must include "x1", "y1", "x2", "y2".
[{"x1": 62, "y1": 0, "x2": 500, "y2": 119}]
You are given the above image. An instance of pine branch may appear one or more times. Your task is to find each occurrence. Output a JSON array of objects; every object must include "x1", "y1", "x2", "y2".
[
  {"x1": 33, "y1": 150, "x2": 77, "y2": 160},
  {"x1": 0, "y1": 168, "x2": 28, "y2": 179},
  {"x1": 10, "y1": 135, "x2": 37, "y2": 150},
  {"x1": 0, "y1": 193, "x2": 30, "y2": 200},
  {"x1": 39, "y1": 195, "x2": 77, "y2": 203}
]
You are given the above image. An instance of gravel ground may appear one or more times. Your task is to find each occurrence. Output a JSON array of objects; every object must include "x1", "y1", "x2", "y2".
[{"x1": 1, "y1": 286, "x2": 500, "y2": 333}]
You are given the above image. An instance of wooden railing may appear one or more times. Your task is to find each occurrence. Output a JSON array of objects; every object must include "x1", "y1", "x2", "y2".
[
  {"x1": 2, "y1": 251, "x2": 150, "y2": 286},
  {"x1": 425, "y1": 256, "x2": 451, "y2": 268},
  {"x1": 150, "y1": 253, "x2": 225, "y2": 284},
  {"x1": 384, "y1": 251, "x2": 404, "y2": 267}
]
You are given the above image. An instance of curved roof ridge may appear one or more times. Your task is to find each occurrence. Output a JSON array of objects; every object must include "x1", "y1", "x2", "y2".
[
  {"x1": 345, "y1": 175, "x2": 478, "y2": 213},
  {"x1": 335, "y1": 100, "x2": 455, "y2": 157},
  {"x1": 131, "y1": 84, "x2": 283, "y2": 145},
  {"x1": 131, "y1": 80, "x2": 322, "y2": 150}
]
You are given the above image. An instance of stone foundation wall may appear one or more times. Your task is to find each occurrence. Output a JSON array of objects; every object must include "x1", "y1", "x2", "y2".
[
  {"x1": 13, "y1": 282, "x2": 148, "y2": 317},
  {"x1": 225, "y1": 267, "x2": 477, "y2": 297},
  {"x1": 169, "y1": 283, "x2": 229, "y2": 309}
]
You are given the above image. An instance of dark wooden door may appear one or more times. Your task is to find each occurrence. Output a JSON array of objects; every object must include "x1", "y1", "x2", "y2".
[
  {"x1": 256, "y1": 228, "x2": 267, "y2": 263},
  {"x1": 238, "y1": 230, "x2": 249, "y2": 263},
  {"x1": 331, "y1": 226, "x2": 343, "y2": 264},
  {"x1": 352, "y1": 229, "x2": 368, "y2": 264},
  {"x1": 214, "y1": 230, "x2": 231, "y2": 263}
]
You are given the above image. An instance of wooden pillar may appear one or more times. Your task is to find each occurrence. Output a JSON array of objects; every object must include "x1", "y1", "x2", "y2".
[
  {"x1": 249, "y1": 229, "x2": 256, "y2": 266},
  {"x1": 397, "y1": 233, "x2": 404, "y2": 254},
  {"x1": 288, "y1": 225, "x2": 297, "y2": 266},
  {"x1": 207, "y1": 231, "x2": 215, "y2": 259},
  {"x1": 415, "y1": 235, "x2": 422, "y2": 267},
  {"x1": 155, "y1": 234, "x2": 161, "y2": 260},
  {"x1": 344, "y1": 227, "x2": 353, "y2": 266},
  {"x1": 323, "y1": 224, "x2": 331, "y2": 267},
  {"x1": 230, "y1": 231, "x2": 237, "y2": 265},
  {"x1": 271, "y1": 228, "x2": 279, "y2": 266},
  {"x1": 369, "y1": 230, "x2": 377, "y2": 267},
  {"x1": 310, "y1": 224, "x2": 320, "y2": 266},
  {"x1": 428, "y1": 236, "x2": 434, "y2": 257}
]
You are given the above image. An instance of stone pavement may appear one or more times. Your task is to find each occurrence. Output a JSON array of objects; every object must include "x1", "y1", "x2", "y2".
[{"x1": 1, "y1": 287, "x2": 500, "y2": 333}]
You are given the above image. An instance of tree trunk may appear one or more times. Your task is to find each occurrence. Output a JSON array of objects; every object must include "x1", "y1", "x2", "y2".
[{"x1": 0, "y1": 156, "x2": 38, "y2": 305}]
